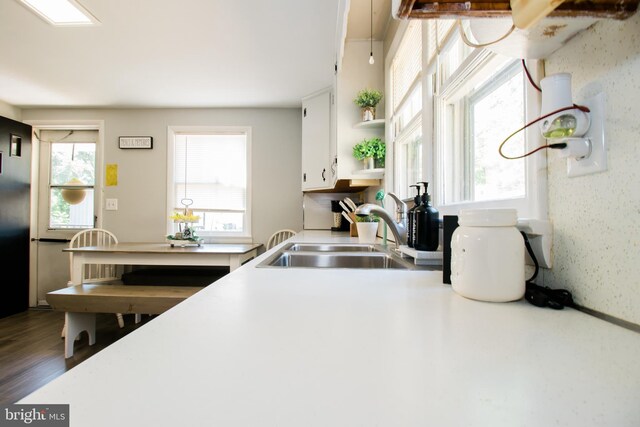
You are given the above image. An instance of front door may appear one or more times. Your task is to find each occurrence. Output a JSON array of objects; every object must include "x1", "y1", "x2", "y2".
[{"x1": 31, "y1": 128, "x2": 100, "y2": 305}]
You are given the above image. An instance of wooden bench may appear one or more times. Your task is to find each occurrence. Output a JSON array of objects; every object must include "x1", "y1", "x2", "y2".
[{"x1": 47, "y1": 284, "x2": 203, "y2": 359}]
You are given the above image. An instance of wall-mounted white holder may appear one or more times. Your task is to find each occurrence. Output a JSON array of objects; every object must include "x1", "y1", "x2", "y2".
[
  {"x1": 516, "y1": 218, "x2": 553, "y2": 268},
  {"x1": 564, "y1": 92, "x2": 607, "y2": 177}
]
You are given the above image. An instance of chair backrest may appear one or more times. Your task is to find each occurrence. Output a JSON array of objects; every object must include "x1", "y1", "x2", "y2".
[
  {"x1": 69, "y1": 229, "x2": 119, "y2": 283},
  {"x1": 266, "y1": 229, "x2": 297, "y2": 250}
]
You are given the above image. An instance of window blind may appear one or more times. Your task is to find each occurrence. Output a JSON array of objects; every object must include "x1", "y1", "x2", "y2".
[
  {"x1": 392, "y1": 21, "x2": 422, "y2": 111},
  {"x1": 424, "y1": 19, "x2": 458, "y2": 75},
  {"x1": 174, "y1": 133, "x2": 247, "y2": 211}
]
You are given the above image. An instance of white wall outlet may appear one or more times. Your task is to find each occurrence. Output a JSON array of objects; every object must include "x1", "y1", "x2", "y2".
[
  {"x1": 567, "y1": 92, "x2": 607, "y2": 177},
  {"x1": 106, "y1": 198, "x2": 118, "y2": 211}
]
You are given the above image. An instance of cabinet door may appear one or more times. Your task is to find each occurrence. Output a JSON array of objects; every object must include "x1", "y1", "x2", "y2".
[{"x1": 302, "y1": 90, "x2": 331, "y2": 190}]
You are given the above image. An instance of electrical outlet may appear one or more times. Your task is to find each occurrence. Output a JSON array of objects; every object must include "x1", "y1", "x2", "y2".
[
  {"x1": 567, "y1": 92, "x2": 607, "y2": 177},
  {"x1": 106, "y1": 198, "x2": 118, "y2": 211}
]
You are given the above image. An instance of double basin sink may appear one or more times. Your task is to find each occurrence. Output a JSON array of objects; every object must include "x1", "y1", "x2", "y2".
[{"x1": 256, "y1": 242, "x2": 423, "y2": 270}]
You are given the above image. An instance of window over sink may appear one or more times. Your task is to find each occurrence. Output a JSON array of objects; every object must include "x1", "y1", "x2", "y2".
[{"x1": 388, "y1": 19, "x2": 547, "y2": 219}]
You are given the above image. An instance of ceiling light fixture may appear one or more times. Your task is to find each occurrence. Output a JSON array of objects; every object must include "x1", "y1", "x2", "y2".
[
  {"x1": 369, "y1": 0, "x2": 375, "y2": 65},
  {"x1": 17, "y1": 0, "x2": 99, "y2": 26}
]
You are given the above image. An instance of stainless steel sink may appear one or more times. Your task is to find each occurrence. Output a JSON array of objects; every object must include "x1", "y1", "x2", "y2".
[
  {"x1": 267, "y1": 252, "x2": 410, "y2": 269},
  {"x1": 256, "y1": 242, "x2": 425, "y2": 270},
  {"x1": 287, "y1": 243, "x2": 379, "y2": 252}
]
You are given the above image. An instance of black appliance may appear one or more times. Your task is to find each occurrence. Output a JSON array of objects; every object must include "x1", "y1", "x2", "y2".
[
  {"x1": 0, "y1": 115, "x2": 32, "y2": 318},
  {"x1": 442, "y1": 215, "x2": 459, "y2": 285},
  {"x1": 330, "y1": 200, "x2": 350, "y2": 232}
]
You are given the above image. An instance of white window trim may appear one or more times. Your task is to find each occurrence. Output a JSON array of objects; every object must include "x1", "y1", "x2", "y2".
[
  {"x1": 430, "y1": 47, "x2": 547, "y2": 220},
  {"x1": 393, "y1": 114, "x2": 423, "y2": 199},
  {"x1": 26, "y1": 119, "x2": 105, "y2": 238},
  {"x1": 166, "y1": 126, "x2": 252, "y2": 243}
]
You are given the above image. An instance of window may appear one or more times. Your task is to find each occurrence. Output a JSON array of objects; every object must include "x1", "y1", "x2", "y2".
[
  {"x1": 466, "y1": 62, "x2": 525, "y2": 202},
  {"x1": 167, "y1": 127, "x2": 251, "y2": 241},
  {"x1": 429, "y1": 22, "x2": 545, "y2": 218},
  {"x1": 42, "y1": 130, "x2": 97, "y2": 229},
  {"x1": 390, "y1": 21, "x2": 422, "y2": 200}
]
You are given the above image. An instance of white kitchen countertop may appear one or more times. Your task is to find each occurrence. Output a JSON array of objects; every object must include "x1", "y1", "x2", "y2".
[{"x1": 20, "y1": 231, "x2": 640, "y2": 426}]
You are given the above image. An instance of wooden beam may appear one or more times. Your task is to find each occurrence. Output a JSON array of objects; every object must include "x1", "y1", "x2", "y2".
[{"x1": 396, "y1": 0, "x2": 639, "y2": 19}]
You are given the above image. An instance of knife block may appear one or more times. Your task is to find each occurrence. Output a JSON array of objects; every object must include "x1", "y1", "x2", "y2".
[{"x1": 350, "y1": 223, "x2": 358, "y2": 237}]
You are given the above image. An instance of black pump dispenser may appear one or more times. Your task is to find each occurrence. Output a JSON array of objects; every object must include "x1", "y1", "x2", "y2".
[
  {"x1": 414, "y1": 182, "x2": 439, "y2": 251},
  {"x1": 407, "y1": 185, "x2": 421, "y2": 248},
  {"x1": 412, "y1": 182, "x2": 427, "y2": 249}
]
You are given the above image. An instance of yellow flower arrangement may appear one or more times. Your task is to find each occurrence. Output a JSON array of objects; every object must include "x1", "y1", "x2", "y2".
[{"x1": 170, "y1": 210, "x2": 200, "y2": 223}]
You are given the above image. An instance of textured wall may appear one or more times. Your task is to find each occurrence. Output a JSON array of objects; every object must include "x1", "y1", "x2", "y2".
[{"x1": 544, "y1": 13, "x2": 640, "y2": 324}]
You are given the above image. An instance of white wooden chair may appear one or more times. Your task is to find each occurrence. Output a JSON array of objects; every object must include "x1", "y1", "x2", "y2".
[
  {"x1": 63, "y1": 229, "x2": 126, "y2": 337},
  {"x1": 266, "y1": 229, "x2": 297, "y2": 250}
]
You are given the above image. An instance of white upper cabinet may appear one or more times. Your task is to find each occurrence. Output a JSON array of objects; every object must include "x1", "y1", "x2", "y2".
[{"x1": 301, "y1": 88, "x2": 333, "y2": 191}]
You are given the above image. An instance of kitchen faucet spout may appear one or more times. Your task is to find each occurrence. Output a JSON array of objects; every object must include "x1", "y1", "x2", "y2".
[{"x1": 355, "y1": 193, "x2": 408, "y2": 248}]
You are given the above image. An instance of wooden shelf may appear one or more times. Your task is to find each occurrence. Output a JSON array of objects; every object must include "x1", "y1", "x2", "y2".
[
  {"x1": 354, "y1": 119, "x2": 385, "y2": 129},
  {"x1": 303, "y1": 179, "x2": 373, "y2": 194}
]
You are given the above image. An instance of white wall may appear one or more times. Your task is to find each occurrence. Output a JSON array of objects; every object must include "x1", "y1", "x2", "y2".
[
  {"x1": 0, "y1": 99, "x2": 21, "y2": 121},
  {"x1": 21, "y1": 108, "x2": 303, "y2": 247},
  {"x1": 544, "y1": 13, "x2": 640, "y2": 325},
  {"x1": 337, "y1": 40, "x2": 385, "y2": 179}
]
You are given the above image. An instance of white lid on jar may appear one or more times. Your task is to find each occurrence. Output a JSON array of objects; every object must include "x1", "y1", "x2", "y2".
[{"x1": 458, "y1": 208, "x2": 518, "y2": 227}]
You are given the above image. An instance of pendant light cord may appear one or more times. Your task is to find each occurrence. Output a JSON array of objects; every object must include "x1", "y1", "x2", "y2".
[
  {"x1": 181, "y1": 136, "x2": 192, "y2": 212},
  {"x1": 370, "y1": 0, "x2": 373, "y2": 62}
]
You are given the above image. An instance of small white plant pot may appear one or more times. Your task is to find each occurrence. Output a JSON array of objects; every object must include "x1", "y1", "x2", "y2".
[
  {"x1": 363, "y1": 157, "x2": 374, "y2": 169},
  {"x1": 356, "y1": 222, "x2": 378, "y2": 243},
  {"x1": 361, "y1": 107, "x2": 375, "y2": 122}
]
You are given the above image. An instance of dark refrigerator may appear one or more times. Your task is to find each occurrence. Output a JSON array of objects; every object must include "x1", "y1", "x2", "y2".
[{"x1": 0, "y1": 115, "x2": 32, "y2": 319}]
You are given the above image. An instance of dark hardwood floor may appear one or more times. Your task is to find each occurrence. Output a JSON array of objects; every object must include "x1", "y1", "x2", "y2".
[{"x1": 0, "y1": 308, "x2": 153, "y2": 404}]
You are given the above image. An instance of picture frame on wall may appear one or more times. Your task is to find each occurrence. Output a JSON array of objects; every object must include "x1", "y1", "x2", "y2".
[
  {"x1": 119, "y1": 136, "x2": 153, "y2": 149},
  {"x1": 10, "y1": 134, "x2": 21, "y2": 157}
]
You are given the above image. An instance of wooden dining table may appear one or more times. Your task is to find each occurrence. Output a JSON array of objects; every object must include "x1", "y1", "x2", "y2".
[{"x1": 64, "y1": 242, "x2": 263, "y2": 286}]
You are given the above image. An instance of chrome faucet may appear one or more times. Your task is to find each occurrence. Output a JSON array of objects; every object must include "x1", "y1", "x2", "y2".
[{"x1": 355, "y1": 192, "x2": 408, "y2": 248}]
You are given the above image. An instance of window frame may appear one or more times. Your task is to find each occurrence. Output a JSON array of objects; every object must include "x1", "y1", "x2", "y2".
[
  {"x1": 27, "y1": 120, "x2": 105, "y2": 240},
  {"x1": 428, "y1": 34, "x2": 546, "y2": 220},
  {"x1": 166, "y1": 126, "x2": 252, "y2": 243}
]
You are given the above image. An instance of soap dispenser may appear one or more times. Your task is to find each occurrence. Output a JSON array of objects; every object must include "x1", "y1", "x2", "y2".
[
  {"x1": 414, "y1": 182, "x2": 440, "y2": 251},
  {"x1": 407, "y1": 184, "x2": 421, "y2": 248}
]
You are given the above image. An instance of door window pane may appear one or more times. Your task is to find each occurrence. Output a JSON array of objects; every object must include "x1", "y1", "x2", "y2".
[
  {"x1": 51, "y1": 143, "x2": 95, "y2": 185},
  {"x1": 49, "y1": 142, "x2": 95, "y2": 229},
  {"x1": 49, "y1": 189, "x2": 94, "y2": 229}
]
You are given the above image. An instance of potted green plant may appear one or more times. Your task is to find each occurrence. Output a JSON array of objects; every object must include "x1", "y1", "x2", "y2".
[
  {"x1": 355, "y1": 214, "x2": 380, "y2": 243},
  {"x1": 352, "y1": 137, "x2": 385, "y2": 169},
  {"x1": 353, "y1": 88, "x2": 383, "y2": 121},
  {"x1": 368, "y1": 138, "x2": 386, "y2": 168}
]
